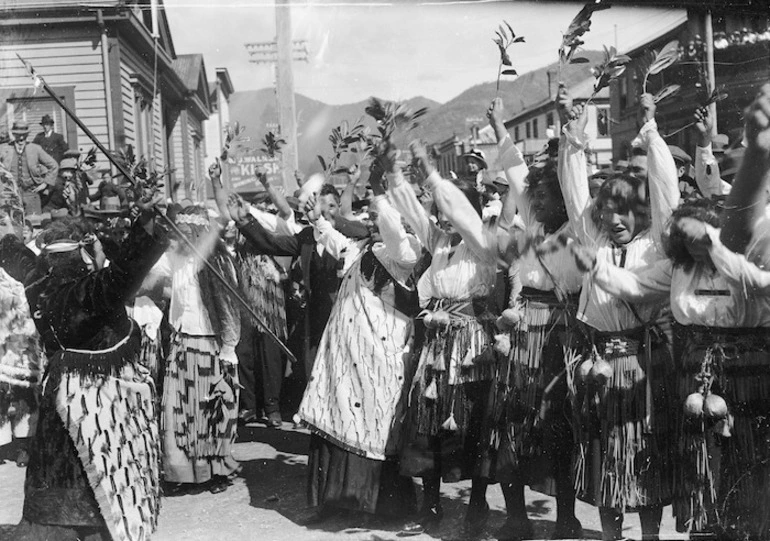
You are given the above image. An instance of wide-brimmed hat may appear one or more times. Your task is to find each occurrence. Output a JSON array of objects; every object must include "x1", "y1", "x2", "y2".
[
  {"x1": 462, "y1": 149, "x2": 487, "y2": 170},
  {"x1": 11, "y1": 120, "x2": 30, "y2": 136},
  {"x1": 40, "y1": 114, "x2": 54, "y2": 126},
  {"x1": 59, "y1": 158, "x2": 78, "y2": 171},
  {"x1": 82, "y1": 196, "x2": 128, "y2": 219}
]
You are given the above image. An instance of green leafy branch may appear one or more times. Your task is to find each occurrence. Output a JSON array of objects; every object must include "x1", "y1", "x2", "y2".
[
  {"x1": 493, "y1": 21, "x2": 525, "y2": 94},
  {"x1": 260, "y1": 131, "x2": 286, "y2": 159}
]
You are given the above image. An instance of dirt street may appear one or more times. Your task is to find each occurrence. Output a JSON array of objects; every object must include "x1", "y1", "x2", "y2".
[{"x1": 0, "y1": 422, "x2": 685, "y2": 541}]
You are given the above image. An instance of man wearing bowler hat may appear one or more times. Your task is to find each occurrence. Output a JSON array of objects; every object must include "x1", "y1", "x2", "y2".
[
  {"x1": 32, "y1": 114, "x2": 68, "y2": 163},
  {"x1": 0, "y1": 120, "x2": 59, "y2": 217}
]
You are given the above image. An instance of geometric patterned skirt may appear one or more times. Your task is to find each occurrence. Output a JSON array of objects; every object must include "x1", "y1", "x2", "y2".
[
  {"x1": 573, "y1": 325, "x2": 676, "y2": 511},
  {"x1": 671, "y1": 325, "x2": 770, "y2": 539},
  {"x1": 161, "y1": 332, "x2": 240, "y2": 484}
]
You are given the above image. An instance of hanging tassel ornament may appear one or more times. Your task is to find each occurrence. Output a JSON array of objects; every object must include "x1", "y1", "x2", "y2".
[
  {"x1": 423, "y1": 379, "x2": 438, "y2": 400},
  {"x1": 441, "y1": 413, "x2": 458, "y2": 432}
]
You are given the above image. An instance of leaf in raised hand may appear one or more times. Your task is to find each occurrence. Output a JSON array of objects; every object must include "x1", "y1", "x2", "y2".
[
  {"x1": 504, "y1": 20, "x2": 516, "y2": 39},
  {"x1": 502, "y1": 69, "x2": 518, "y2": 76},
  {"x1": 647, "y1": 40, "x2": 680, "y2": 76},
  {"x1": 317, "y1": 155, "x2": 327, "y2": 172},
  {"x1": 513, "y1": 36, "x2": 525, "y2": 43},
  {"x1": 653, "y1": 84, "x2": 681, "y2": 104},
  {"x1": 703, "y1": 86, "x2": 728, "y2": 106},
  {"x1": 570, "y1": 57, "x2": 590, "y2": 64}
]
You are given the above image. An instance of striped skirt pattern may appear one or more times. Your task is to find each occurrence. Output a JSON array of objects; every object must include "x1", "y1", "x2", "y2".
[{"x1": 161, "y1": 332, "x2": 239, "y2": 484}]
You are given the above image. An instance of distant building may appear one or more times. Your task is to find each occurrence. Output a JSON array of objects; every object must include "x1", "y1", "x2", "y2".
[
  {"x1": 609, "y1": 8, "x2": 770, "y2": 162},
  {"x1": 503, "y1": 70, "x2": 612, "y2": 168},
  {"x1": 0, "y1": 0, "x2": 212, "y2": 202},
  {"x1": 203, "y1": 68, "x2": 235, "y2": 196}
]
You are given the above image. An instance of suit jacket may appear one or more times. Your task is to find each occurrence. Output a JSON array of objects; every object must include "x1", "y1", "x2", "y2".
[
  {"x1": 32, "y1": 131, "x2": 68, "y2": 163},
  {"x1": 0, "y1": 141, "x2": 59, "y2": 190},
  {"x1": 238, "y1": 218, "x2": 341, "y2": 342}
]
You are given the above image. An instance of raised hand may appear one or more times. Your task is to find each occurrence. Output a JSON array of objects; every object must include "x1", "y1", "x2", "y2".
[
  {"x1": 571, "y1": 243, "x2": 597, "y2": 273},
  {"x1": 556, "y1": 83, "x2": 573, "y2": 125},
  {"x1": 565, "y1": 103, "x2": 588, "y2": 140},
  {"x1": 693, "y1": 107, "x2": 713, "y2": 148},
  {"x1": 487, "y1": 97, "x2": 508, "y2": 141},
  {"x1": 745, "y1": 83, "x2": 770, "y2": 154},
  {"x1": 640, "y1": 92, "x2": 656, "y2": 123},
  {"x1": 409, "y1": 139, "x2": 435, "y2": 182},
  {"x1": 304, "y1": 194, "x2": 319, "y2": 223},
  {"x1": 226, "y1": 193, "x2": 251, "y2": 225},
  {"x1": 677, "y1": 216, "x2": 711, "y2": 248},
  {"x1": 208, "y1": 160, "x2": 222, "y2": 179},
  {"x1": 255, "y1": 164, "x2": 269, "y2": 186}
]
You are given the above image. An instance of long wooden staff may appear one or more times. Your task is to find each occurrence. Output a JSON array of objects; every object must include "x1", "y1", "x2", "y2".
[{"x1": 16, "y1": 54, "x2": 297, "y2": 365}]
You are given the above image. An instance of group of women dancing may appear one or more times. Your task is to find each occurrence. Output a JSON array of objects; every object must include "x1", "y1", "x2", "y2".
[{"x1": 2, "y1": 79, "x2": 770, "y2": 541}]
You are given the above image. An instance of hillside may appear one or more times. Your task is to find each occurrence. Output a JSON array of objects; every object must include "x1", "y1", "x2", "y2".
[{"x1": 228, "y1": 50, "x2": 604, "y2": 175}]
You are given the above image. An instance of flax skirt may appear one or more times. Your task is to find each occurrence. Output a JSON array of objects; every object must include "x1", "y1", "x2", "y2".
[{"x1": 161, "y1": 332, "x2": 240, "y2": 484}]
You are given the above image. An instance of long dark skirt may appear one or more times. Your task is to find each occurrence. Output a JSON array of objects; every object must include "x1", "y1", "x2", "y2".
[
  {"x1": 483, "y1": 291, "x2": 580, "y2": 491},
  {"x1": 573, "y1": 326, "x2": 676, "y2": 512},
  {"x1": 308, "y1": 434, "x2": 416, "y2": 516},
  {"x1": 672, "y1": 326, "x2": 770, "y2": 539},
  {"x1": 400, "y1": 380, "x2": 492, "y2": 482}
]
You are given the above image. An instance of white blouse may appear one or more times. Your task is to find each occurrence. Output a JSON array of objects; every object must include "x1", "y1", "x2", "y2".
[
  {"x1": 559, "y1": 118, "x2": 680, "y2": 332},
  {"x1": 388, "y1": 169, "x2": 496, "y2": 307},
  {"x1": 498, "y1": 134, "x2": 582, "y2": 294}
]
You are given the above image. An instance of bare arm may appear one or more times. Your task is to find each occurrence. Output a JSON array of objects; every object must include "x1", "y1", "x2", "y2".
[
  {"x1": 721, "y1": 84, "x2": 770, "y2": 254},
  {"x1": 256, "y1": 165, "x2": 293, "y2": 221}
]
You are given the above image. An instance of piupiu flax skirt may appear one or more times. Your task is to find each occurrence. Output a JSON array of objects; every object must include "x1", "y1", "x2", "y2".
[
  {"x1": 399, "y1": 298, "x2": 497, "y2": 482},
  {"x1": 483, "y1": 289, "x2": 582, "y2": 490},
  {"x1": 573, "y1": 326, "x2": 676, "y2": 511},
  {"x1": 671, "y1": 325, "x2": 770, "y2": 539},
  {"x1": 161, "y1": 332, "x2": 239, "y2": 484}
]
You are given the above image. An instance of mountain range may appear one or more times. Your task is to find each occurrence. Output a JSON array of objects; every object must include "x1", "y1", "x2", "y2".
[{"x1": 228, "y1": 50, "x2": 605, "y2": 175}]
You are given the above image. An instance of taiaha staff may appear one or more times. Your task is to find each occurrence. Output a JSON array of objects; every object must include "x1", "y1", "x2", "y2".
[{"x1": 15, "y1": 54, "x2": 298, "y2": 366}]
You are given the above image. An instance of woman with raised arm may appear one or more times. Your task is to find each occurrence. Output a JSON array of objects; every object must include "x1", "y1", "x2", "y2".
[
  {"x1": 0, "y1": 199, "x2": 167, "y2": 541},
  {"x1": 296, "y1": 154, "x2": 422, "y2": 521},
  {"x1": 390, "y1": 140, "x2": 498, "y2": 538},
  {"x1": 154, "y1": 205, "x2": 242, "y2": 495},
  {"x1": 485, "y1": 95, "x2": 584, "y2": 540},
  {"x1": 559, "y1": 92, "x2": 679, "y2": 541}
]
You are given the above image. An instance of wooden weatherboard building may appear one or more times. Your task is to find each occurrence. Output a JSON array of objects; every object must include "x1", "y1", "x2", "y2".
[{"x1": 0, "y1": 0, "x2": 212, "y2": 202}]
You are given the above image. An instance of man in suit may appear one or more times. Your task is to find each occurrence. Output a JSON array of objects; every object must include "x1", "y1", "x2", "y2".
[
  {"x1": 0, "y1": 120, "x2": 58, "y2": 217},
  {"x1": 32, "y1": 114, "x2": 68, "y2": 164}
]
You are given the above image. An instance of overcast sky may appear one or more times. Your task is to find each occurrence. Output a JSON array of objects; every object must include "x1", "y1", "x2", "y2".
[{"x1": 164, "y1": 0, "x2": 686, "y2": 105}]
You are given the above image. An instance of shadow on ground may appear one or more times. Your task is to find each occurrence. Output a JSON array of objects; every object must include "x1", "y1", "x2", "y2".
[{"x1": 231, "y1": 427, "x2": 603, "y2": 540}]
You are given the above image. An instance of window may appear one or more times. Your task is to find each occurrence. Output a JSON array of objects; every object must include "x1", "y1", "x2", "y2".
[
  {"x1": 596, "y1": 107, "x2": 610, "y2": 137},
  {"x1": 514, "y1": 126, "x2": 520, "y2": 141},
  {"x1": 546, "y1": 112, "x2": 554, "y2": 130},
  {"x1": 532, "y1": 118, "x2": 539, "y2": 139},
  {"x1": 525, "y1": 122, "x2": 531, "y2": 139}
]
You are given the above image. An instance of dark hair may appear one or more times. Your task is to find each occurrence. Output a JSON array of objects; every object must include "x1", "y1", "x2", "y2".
[
  {"x1": 591, "y1": 173, "x2": 650, "y2": 236},
  {"x1": 526, "y1": 161, "x2": 567, "y2": 226},
  {"x1": 431, "y1": 178, "x2": 482, "y2": 218},
  {"x1": 36, "y1": 217, "x2": 95, "y2": 270},
  {"x1": 319, "y1": 183, "x2": 340, "y2": 204},
  {"x1": 664, "y1": 197, "x2": 721, "y2": 270}
]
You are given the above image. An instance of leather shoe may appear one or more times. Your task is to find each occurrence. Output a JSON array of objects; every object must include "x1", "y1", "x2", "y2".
[
  {"x1": 494, "y1": 516, "x2": 535, "y2": 541},
  {"x1": 266, "y1": 411, "x2": 282, "y2": 428},
  {"x1": 238, "y1": 409, "x2": 258, "y2": 425},
  {"x1": 463, "y1": 502, "x2": 490, "y2": 538},
  {"x1": 398, "y1": 504, "x2": 443, "y2": 536},
  {"x1": 553, "y1": 516, "x2": 583, "y2": 539},
  {"x1": 15, "y1": 448, "x2": 29, "y2": 468}
]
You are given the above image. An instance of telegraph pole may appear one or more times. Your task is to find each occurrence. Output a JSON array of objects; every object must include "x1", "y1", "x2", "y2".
[
  {"x1": 275, "y1": 0, "x2": 298, "y2": 191},
  {"x1": 245, "y1": 0, "x2": 308, "y2": 192},
  {"x1": 704, "y1": 10, "x2": 718, "y2": 137}
]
